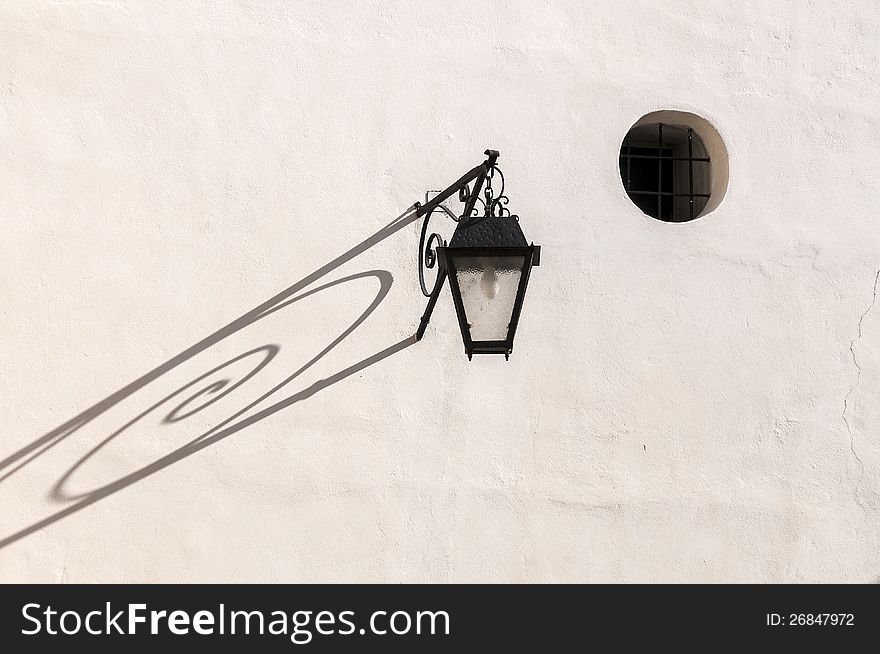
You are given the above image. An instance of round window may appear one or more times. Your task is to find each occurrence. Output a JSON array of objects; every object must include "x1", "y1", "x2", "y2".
[{"x1": 619, "y1": 111, "x2": 728, "y2": 222}]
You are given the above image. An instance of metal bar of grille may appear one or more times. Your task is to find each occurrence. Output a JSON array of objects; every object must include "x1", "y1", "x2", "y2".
[
  {"x1": 657, "y1": 123, "x2": 663, "y2": 219},
  {"x1": 688, "y1": 128, "x2": 694, "y2": 220},
  {"x1": 625, "y1": 191, "x2": 710, "y2": 197},
  {"x1": 619, "y1": 154, "x2": 710, "y2": 162},
  {"x1": 626, "y1": 137, "x2": 631, "y2": 191}
]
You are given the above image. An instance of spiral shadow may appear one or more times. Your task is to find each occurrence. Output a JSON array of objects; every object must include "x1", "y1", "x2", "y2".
[
  {"x1": 0, "y1": 206, "x2": 421, "y2": 549},
  {"x1": 49, "y1": 270, "x2": 390, "y2": 503}
]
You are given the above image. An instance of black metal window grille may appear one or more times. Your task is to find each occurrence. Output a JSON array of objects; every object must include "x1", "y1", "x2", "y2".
[{"x1": 619, "y1": 123, "x2": 711, "y2": 222}]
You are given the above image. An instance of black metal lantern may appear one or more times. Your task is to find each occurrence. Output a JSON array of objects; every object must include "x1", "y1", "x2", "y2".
[{"x1": 414, "y1": 150, "x2": 541, "y2": 360}]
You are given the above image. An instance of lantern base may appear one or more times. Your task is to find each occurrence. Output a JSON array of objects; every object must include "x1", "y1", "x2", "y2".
[{"x1": 466, "y1": 343, "x2": 513, "y2": 361}]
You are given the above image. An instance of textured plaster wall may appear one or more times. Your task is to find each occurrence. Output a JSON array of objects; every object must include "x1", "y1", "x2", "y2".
[{"x1": 2, "y1": 0, "x2": 880, "y2": 583}]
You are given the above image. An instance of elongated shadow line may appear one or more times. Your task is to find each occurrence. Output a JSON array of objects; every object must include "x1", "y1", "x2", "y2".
[{"x1": 0, "y1": 206, "x2": 421, "y2": 549}]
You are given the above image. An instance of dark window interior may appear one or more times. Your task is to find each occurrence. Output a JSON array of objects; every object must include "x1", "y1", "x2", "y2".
[{"x1": 619, "y1": 123, "x2": 711, "y2": 222}]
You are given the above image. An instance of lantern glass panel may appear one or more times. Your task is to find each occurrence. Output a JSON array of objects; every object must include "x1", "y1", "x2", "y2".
[{"x1": 452, "y1": 254, "x2": 525, "y2": 341}]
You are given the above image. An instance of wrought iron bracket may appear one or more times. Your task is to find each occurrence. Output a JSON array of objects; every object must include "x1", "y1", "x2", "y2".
[{"x1": 413, "y1": 149, "x2": 505, "y2": 340}]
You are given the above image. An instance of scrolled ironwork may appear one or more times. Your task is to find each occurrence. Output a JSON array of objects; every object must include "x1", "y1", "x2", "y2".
[
  {"x1": 482, "y1": 164, "x2": 511, "y2": 218},
  {"x1": 418, "y1": 206, "x2": 447, "y2": 297}
]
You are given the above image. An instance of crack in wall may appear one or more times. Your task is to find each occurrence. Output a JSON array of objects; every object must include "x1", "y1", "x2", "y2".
[{"x1": 842, "y1": 269, "x2": 880, "y2": 516}]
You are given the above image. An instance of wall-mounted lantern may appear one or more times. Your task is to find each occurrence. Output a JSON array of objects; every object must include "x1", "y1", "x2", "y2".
[{"x1": 415, "y1": 150, "x2": 541, "y2": 360}]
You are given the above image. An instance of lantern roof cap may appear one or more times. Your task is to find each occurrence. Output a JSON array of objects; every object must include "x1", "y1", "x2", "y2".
[{"x1": 448, "y1": 214, "x2": 529, "y2": 249}]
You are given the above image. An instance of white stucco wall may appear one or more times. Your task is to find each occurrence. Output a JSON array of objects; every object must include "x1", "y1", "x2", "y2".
[{"x1": 2, "y1": 0, "x2": 879, "y2": 582}]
